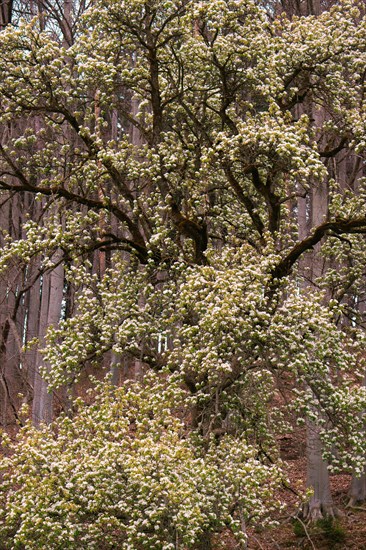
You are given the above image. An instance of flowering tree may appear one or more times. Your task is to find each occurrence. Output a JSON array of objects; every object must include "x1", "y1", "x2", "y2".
[
  {"x1": 0, "y1": 374, "x2": 284, "y2": 548},
  {"x1": 1, "y1": 0, "x2": 366, "y2": 543}
]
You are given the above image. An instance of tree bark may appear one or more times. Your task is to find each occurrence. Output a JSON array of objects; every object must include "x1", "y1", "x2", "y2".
[
  {"x1": 303, "y1": 421, "x2": 337, "y2": 520},
  {"x1": 302, "y1": 97, "x2": 338, "y2": 520},
  {"x1": 32, "y1": 250, "x2": 64, "y2": 426},
  {"x1": 0, "y1": 0, "x2": 13, "y2": 29},
  {"x1": 348, "y1": 469, "x2": 366, "y2": 506}
]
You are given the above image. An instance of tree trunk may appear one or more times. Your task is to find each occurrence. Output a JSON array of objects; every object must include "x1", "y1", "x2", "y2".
[
  {"x1": 348, "y1": 339, "x2": 366, "y2": 506},
  {"x1": 109, "y1": 352, "x2": 120, "y2": 385},
  {"x1": 25, "y1": 256, "x2": 41, "y2": 402},
  {"x1": 302, "y1": 421, "x2": 337, "y2": 520},
  {"x1": 301, "y1": 97, "x2": 339, "y2": 519},
  {"x1": 0, "y1": 0, "x2": 13, "y2": 29},
  {"x1": 348, "y1": 469, "x2": 366, "y2": 507},
  {"x1": 62, "y1": 0, "x2": 73, "y2": 46},
  {"x1": 32, "y1": 251, "x2": 64, "y2": 426},
  {"x1": 0, "y1": 194, "x2": 25, "y2": 425}
]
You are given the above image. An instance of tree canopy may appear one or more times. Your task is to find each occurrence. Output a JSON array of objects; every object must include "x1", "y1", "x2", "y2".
[{"x1": 0, "y1": 0, "x2": 366, "y2": 547}]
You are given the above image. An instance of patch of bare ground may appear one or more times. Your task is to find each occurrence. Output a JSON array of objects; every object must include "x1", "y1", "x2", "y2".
[
  {"x1": 215, "y1": 429, "x2": 366, "y2": 549},
  {"x1": 247, "y1": 458, "x2": 366, "y2": 549}
]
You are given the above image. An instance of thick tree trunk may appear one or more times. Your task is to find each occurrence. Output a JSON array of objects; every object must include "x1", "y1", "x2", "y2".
[
  {"x1": 347, "y1": 279, "x2": 366, "y2": 504},
  {"x1": 0, "y1": 0, "x2": 13, "y2": 29},
  {"x1": 303, "y1": 91, "x2": 341, "y2": 518},
  {"x1": 24, "y1": 256, "x2": 41, "y2": 401},
  {"x1": 0, "y1": 194, "x2": 25, "y2": 425},
  {"x1": 62, "y1": 0, "x2": 73, "y2": 46},
  {"x1": 302, "y1": 421, "x2": 337, "y2": 520},
  {"x1": 348, "y1": 469, "x2": 366, "y2": 507},
  {"x1": 32, "y1": 251, "x2": 64, "y2": 426},
  {"x1": 348, "y1": 356, "x2": 366, "y2": 505}
]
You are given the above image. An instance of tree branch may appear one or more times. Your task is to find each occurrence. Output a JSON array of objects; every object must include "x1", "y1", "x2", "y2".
[{"x1": 272, "y1": 217, "x2": 366, "y2": 280}]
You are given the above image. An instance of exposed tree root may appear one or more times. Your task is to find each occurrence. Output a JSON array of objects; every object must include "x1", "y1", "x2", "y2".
[
  {"x1": 301, "y1": 500, "x2": 342, "y2": 523},
  {"x1": 346, "y1": 498, "x2": 366, "y2": 511}
]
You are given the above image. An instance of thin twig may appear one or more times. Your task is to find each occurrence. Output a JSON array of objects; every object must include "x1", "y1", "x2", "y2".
[
  {"x1": 291, "y1": 515, "x2": 317, "y2": 550},
  {"x1": 250, "y1": 534, "x2": 266, "y2": 549},
  {"x1": 346, "y1": 504, "x2": 366, "y2": 511}
]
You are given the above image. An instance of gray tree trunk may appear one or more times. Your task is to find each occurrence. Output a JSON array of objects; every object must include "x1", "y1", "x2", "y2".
[
  {"x1": 301, "y1": 96, "x2": 338, "y2": 519},
  {"x1": 62, "y1": 0, "x2": 73, "y2": 46},
  {"x1": 348, "y1": 470, "x2": 366, "y2": 506},
  {"x1": 348, "y1": 167, "x2": 366, "y2": 505},
  {"x1": 303, "y1": 421, "x2": 336, "y2": 520},
  {"x1": 32, "y1": 250, "x2": 64, "y2": 426},
  {"x1": 24, "y1": 255, "x2": 41, "y2": 402}
]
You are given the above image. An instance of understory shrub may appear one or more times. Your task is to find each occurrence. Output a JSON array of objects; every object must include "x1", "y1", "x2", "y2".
[{"x1": 0, "y1": 374, "x2": 284, "y2": 549}]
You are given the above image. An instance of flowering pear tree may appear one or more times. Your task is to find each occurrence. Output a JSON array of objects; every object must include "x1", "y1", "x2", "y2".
[
  {"x1": 0, "y1": 0, "x2": 366, "y2": 541},
  {"x1": 0, "y1": 374, "x2": 284, "y2": 549}
]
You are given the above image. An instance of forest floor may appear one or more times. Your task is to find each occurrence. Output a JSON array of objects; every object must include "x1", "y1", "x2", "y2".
[
  {"x1": 2, "y1": 415, "x2": 366, "y2": 549},
  {"x1": 218, "y1": 430, "x2": 366, "y2": 550},
  {"x1": 247, "y1": 459, "x2": 366, "y2": 549}
]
